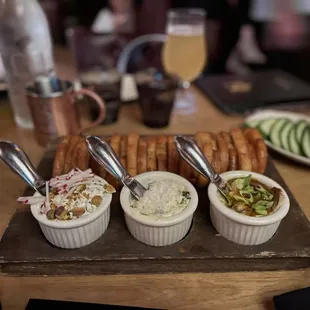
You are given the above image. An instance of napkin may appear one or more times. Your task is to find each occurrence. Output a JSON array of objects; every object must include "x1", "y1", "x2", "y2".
[
  {"x1": 273, "y1": 287, "x2": 310, "y2": 310},
  {"x1": 121, "y1": 74, "x2": 139, "y2": 102}
]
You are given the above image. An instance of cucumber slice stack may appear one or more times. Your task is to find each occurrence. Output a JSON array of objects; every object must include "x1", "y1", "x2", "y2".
[
  {"x1": 301, "y1": 126, "x2": 310, "y2": 158},
  {"x1": 288, "y1": 123, "x2": 303, "y2": 156},
  {"x1": 269, "y1": 119, "x2": 288, "y2": 147},
  {"x1": 258, "y1": 119, "x2": 277, "y2": 139},
  {"x1": 280, "y1": 121, "x2": 295, "y2": 151},
  {"x1": 245, "y1": 117, "x2": 310, "y2": 159}
]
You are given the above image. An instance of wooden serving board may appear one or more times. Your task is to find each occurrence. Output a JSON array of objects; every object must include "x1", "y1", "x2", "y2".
[{"x1": 0, "y1": 146, "x2": 309, "y2": 276}]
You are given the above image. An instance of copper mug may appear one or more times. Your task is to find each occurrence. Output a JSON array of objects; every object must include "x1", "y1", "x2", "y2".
[{"x1": 27, "y1": 76, "x2": 106, "y2": 146}]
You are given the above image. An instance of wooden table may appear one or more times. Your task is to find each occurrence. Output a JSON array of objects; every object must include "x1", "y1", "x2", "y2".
[{"x1": 0, "y1": 48, "x2": 309, "y2": 309}]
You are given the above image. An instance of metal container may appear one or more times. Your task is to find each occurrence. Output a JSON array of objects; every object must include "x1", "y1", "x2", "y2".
[{"x1": 27, "y1": 76, "x2": 106, "y2": 146}]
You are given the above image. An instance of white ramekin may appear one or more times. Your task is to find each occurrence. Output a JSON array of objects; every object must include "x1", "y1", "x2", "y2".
[
  {"x1": 30, "y1": 193, "x2": 112, "y2": 249},
  {"x1": 208, "y1": 171, "x2": 290, "y2": 246},
  {"x1": 120, "y1": 171, "x2": 199, "y2": 247}
]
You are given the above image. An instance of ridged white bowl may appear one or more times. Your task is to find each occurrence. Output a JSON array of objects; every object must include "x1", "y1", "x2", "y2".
[
  {"x1": 120, "y1": 171, "x2": 198, "y2": 247},
  {"x1": 208, "y1": 171, "x2": 290, "y2": 246},
  {"x1": 30, "y1": 193, "x2": 112, "y2": 249}
]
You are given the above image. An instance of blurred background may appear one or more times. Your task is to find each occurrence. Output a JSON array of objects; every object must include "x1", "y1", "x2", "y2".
[
  {"x1": 1, "y1": 0, "x2": 310, "y2": 134},
  {"x1": 39, "y1": 0, "x2": 310, "y2": 81}
]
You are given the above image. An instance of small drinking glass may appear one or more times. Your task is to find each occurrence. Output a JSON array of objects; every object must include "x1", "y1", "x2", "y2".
[
  {"x1": 136, "y1": 70, "x2": 177, "y2": 128},
  {"x1": 80, "y1": 69, "x2": 122, "y2": 125}
]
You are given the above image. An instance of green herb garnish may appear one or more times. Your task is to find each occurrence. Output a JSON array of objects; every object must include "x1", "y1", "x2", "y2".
[
  {"x1": 182, "y1": 191, "x2": 191, "y2": 199},
  {"x1": 220, "y1": 175, "x2": 281, "y2": 217}
]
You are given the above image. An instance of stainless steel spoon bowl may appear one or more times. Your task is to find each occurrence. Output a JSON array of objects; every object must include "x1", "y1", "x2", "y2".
[
  {"x1": 0, "y1": 141, "x2": 47, "y2": 195},
  {"x1": 174, "y1": 135, "x2": 230, "y2": 201},
  {"x1": 85, "y1": 136, "x2": 147, "y2": 200}
]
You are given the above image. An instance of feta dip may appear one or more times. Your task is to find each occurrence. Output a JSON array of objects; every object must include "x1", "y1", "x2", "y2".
[
  {"x1": 17, "y1": 168, "x2": 116, "y2": 221},
  {"x1": 130, "y1": 179, "x2": 191, "y2": 219}
]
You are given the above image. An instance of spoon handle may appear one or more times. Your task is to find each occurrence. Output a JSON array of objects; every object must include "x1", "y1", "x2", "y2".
[
  {"x1": 174, "y1": 135, "x2": 226, "y2": 188},
  {"x1": 0, "y1": 141, "x2": 46, "y2": 195},
  {"x1": 85, "y1": 136, "x2": 146, "y2": 199}
]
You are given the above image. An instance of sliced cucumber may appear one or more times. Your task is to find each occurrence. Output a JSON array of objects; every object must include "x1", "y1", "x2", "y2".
[
  {"x1": 270, "y1": 119, "x2": 289, "y2": 147},
  {"x1": 288, "y1": 123, "x2": 303, "y2": 156},
  {"x1": 258, "y1": 119, "x2": 277, "y2": 139},
  {"x1": 244, "y1": 119, "x2": 261, "y2": 129},
  {"x1": 301, "y1": 126, "x2": 310, "y2": 158},
  {"x1": 280, "y1": 120, "x2": 295, "y2": 151},
  {"x1": 295, "y1": 120, "x2": 308, "y2": 144}
]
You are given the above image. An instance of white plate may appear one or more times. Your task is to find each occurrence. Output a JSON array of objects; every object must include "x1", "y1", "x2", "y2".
[{"x1": 245, "y1": 109, "x2": 310, "y2": 166}]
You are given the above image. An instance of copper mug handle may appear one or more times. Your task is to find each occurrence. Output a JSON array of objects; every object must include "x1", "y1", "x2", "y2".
[{"x1": 74, "y1": 88, "x2": 106, "y2": 132}]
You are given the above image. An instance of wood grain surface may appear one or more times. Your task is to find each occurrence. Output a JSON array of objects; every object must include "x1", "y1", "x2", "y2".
[
  {"x1": 1, "y1": 270, "x2": 309, "y2": 310},
  {"x1": 0, "y1": 47, "x2": 309, "y2": 310}
]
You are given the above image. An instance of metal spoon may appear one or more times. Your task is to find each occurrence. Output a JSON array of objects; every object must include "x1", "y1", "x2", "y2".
[
  {"x1": 85, "y1": 136, "x2": 147, "y2": 200},
  {"x1": 174, "y1": 135, "x2": 230, "y2": 201},
  {"x1": 0, "y1": 141, "x2": 47, "y2": 195}
]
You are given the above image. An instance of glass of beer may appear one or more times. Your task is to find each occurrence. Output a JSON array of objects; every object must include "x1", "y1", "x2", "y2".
[{"x1": 162, "y1": 8, "x2": 206, "y2": 113}]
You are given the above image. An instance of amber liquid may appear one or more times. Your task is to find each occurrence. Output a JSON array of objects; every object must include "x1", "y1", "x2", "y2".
[{"x1": 162, "y1": 32, "x2": 207, "y2": 82}]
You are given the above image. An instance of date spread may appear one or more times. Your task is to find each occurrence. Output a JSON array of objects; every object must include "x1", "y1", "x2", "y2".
[
  {"x1": 220, "y1": 174, "x2": 282, "y2": 217},
  {"x1": 17, "y1": 169, "x2": 116, "y2": 221},
  {"x1": 130, "y1": 179, "x2": 191, "y2": 219}
]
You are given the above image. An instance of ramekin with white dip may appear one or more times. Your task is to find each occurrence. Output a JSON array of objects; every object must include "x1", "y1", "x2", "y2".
[
  {"x1": 208, "y1": 171, "x2": 290, "y2": 246},
  {"x1": 18, "y1": 169, "x2": 115, "y2": 249},
  {"x1": 120, "y1": 171, "x2": 199, "y2": 246}
]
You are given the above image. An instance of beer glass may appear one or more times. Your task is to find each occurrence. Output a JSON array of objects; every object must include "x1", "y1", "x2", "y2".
[{"x1": 162, "y1": 8, "x2": 206, "y2": 113}]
